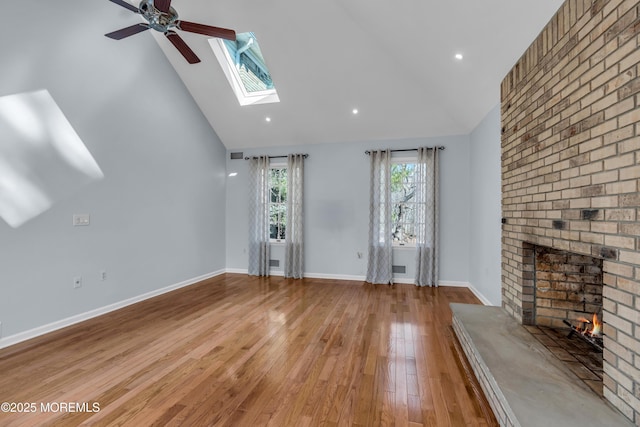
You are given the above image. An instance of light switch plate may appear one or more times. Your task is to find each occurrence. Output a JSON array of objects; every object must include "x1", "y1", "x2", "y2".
[{"x1": 73, "y1": 214, "x2": 90, "y2": 226}]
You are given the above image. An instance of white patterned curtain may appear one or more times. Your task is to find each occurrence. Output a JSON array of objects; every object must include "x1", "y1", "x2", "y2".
[
  {"x1": 284, "y1": 154, "x2": 304, "y2": 278},
  {"x1": 415, "y1": 147, "x2": 439, "y2": 287},
  {"x1": 248, "y1": 156, "x2": 270, "y2": 276},
  {"x1": 366, "y1": 150, "x2": 393, "y2": 284}
]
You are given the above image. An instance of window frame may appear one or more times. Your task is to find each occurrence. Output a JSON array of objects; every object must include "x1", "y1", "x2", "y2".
[
  {"x1": 268, "y1": 161, "x2": 287, "y2": 243},
  {"x1": 208, "y1": 37, "x2": 280, "y2": 107},
  {"x1": 390, "y1": 155, "x2": 419, "y2": 248}
]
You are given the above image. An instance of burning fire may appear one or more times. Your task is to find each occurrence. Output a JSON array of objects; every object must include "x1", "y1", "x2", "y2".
[
  {"x1": 590, "y1": 312, "x2": 602, "y2": 336},
  {"x1": 576, "y1": 313, "x2": 602, "y2": 337}
]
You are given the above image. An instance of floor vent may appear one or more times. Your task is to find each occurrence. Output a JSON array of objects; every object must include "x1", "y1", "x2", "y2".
[{"x1": 392, "y1": 265, "x2": 406, "y2": 274}]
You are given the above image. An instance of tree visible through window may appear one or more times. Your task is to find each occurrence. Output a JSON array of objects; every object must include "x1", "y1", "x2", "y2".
[
  {"x1": 391, "y1": 162, "x2": 419, "y2": 246},
  {"x1": 269, "y1": 167, "x2": 287, "y2": 241}
]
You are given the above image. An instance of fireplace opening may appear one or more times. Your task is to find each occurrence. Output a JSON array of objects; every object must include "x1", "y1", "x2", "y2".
[
  {"x1": 533, "y1": 245, "x2": 603, "y2": 328},
  {"x1": 526, "y1": 244, "x2": 604, "y2": 396}
]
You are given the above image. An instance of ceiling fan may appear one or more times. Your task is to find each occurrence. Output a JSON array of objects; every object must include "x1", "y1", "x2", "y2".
[{"x1": 105, "y1": 0, "x2": 236, "y2": 64}]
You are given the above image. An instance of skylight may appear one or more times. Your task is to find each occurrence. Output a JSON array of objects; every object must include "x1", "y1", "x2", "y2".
[{"x1": 209, "y1": 32, "x2": 279, "y2": 106}]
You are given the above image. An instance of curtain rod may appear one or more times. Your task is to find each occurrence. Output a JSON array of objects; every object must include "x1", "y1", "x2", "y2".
[
  {"x1": 364, "y1": 147, "x2": 445, "y2": 155},
  {"x1": 244, "y1": 154, "x2": 309, "y2": 160}
]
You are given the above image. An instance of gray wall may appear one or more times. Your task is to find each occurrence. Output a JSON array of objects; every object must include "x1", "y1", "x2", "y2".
[
  {"x1": 469, "y1": 105, "x2": 502, "y2": 305},
  {"x1": 0, "y1": 0, "x2": 227, "y2": 339},
  {"x1": 226, "y1": 136, "x2": 471, "y2": 283}
]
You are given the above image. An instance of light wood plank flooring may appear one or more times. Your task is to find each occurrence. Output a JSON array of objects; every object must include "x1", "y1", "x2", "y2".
[{"x1": 0, "y1": 274, "x2": 497, "y2": 426}]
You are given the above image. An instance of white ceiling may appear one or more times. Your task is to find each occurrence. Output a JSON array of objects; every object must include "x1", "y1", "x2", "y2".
[{"x1": 112, "y1": 0, "x2": 564, "y2": 150}]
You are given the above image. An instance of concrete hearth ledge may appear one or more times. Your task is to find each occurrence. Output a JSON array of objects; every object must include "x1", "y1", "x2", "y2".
[{"x1": 450, "y1": 303, "x2": 632, "y2": 427}]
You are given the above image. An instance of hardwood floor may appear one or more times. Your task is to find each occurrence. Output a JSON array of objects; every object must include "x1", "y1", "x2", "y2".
[{"x1": 0, "y1": 274, "x2": 497, "y2": 426}]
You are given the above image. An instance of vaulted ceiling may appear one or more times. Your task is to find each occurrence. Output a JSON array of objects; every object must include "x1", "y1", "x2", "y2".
[{"x1": 109, "y1": 0, "x2": 565, "y2": 150}]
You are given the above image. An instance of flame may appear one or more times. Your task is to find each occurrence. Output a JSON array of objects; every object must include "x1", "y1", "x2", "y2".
[
  {"x1": 573, "y1": 313, "x2": 602, "y2": 338},
  {"x1": 590, "y1": 313, "x2": 602, "y2": 337}
]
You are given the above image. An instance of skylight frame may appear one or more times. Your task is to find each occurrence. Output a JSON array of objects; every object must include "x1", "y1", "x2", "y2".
[{"x1": 208, "y1": 35, "x2": 280, "y2": 107}]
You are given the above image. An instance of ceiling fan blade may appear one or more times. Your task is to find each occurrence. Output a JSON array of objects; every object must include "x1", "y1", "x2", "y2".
[
  {"x1": 154, "y1": 0, "x2": 172, "y2": 13},
  {"x1": 165, "y1": 31, "x2": 201, "y2": 64},
  {"x1": 105, "y1": 23, "x2": 150, "y2": 40},
  {"x1": 107, "y1": 0, "x2": 140, "y2": 13},
  {"x1": 176, "y1": 21, "x2": 236, "y2": 41}
]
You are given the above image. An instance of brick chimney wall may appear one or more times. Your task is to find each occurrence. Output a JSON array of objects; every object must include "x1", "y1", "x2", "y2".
[{"x1": 501, "y1": 0, "x2": 640, "y2": 422}]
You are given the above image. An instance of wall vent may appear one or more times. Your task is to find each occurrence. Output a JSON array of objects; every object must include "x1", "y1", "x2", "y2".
[
  {"x1": 230, "y1": 152, "x2": 244, "y2": 160},
  {"x1": 392, "y1": 265, "x2": 406, "y2": 274},
  {"x1": 269, "y1": 259, "x2": 280, "y2": 267}
]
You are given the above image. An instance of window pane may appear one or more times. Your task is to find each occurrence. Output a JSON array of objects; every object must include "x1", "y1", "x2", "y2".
[
  {"x1": 270, "y1": 169, "x2": 287, "y2": 202},
  {"x1": 269, "y1": 203, "x2": 286, "y2": 240},
  {"x1": 391, "y1": 162, "x2": 417, "y2": 245},
  {"x1": 277, "y1": 208, "x2": 286, "y2": 240}
]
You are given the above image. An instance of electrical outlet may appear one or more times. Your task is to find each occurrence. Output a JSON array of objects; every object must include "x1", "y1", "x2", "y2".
[
  {"x1": 100, "y1": 270, "x2": 107, "y2": 281},
  {"x1": 73, "y1": 276, "x2": 82, "y2": 289},
  {"x1": 0, "y1": 321, "x2": 3, "y2": 339}
]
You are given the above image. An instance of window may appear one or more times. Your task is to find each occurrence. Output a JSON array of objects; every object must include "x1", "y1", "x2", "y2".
[
  {"x1": 269, "y1": 166, "x2": 287, "y2": 241},
  {"x1": 209, "y1": 32, "x2": 280, "y2": 106},
  {"x1": 390, "y1": 159, "x2": 420, "y2": 247}
]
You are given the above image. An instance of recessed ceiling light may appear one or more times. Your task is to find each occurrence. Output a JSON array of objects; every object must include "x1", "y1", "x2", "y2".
[
  {"x1": 352, "y1": 108, "x2": 359, "y2": 115},
  {"x1": 455, "y1": 53, "x2": 463, "y2": 60},
  {"x1": 265, "y1": 117, "x2": 271, "y2": 122}
]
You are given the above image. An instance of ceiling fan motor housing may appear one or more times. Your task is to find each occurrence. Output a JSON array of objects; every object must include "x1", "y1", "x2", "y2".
[{"x1": 139, "y1": 0, "x2": 178, "y2": 32}]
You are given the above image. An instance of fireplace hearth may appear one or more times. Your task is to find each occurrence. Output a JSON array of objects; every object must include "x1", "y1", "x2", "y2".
[{"x1": 451, "y1": 304, "x2": 631, "y2": 426}]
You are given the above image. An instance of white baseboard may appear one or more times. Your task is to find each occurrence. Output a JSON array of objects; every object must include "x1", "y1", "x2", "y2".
[
  {"x1": 303, "y1": 272, "x2": 366, "y2": 282},
  {"x1": 225, "y1": 268, "x2": 249, "y2": 274},
  {"x1": 0, "y1": 269, "x2": 226, "y2": 350},
  {"x1": 393, "y1": 279, "x2": 474, "y2": 288},
  {"x1": 439, "y1": 280, "x2": 470, "y2": 288},
  {"x1": 467, "y1": 282, "x2": 494, "y2": 306},
  {"x1": 226, "y1": 268, "x2": 285, "y2": 277},
  {"x1": 226, "y1": 268, "x2": 366, "y2": 282}
]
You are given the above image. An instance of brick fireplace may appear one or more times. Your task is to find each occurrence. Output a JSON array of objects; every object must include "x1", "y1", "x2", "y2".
[{"x1": 501, "y1": 0, "x2": 640, "y2": 423}]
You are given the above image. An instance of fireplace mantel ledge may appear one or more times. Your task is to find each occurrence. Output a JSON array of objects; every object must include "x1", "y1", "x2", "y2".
[{"x1": 450, "y1": 303, "x2": 632, "y2": 427}]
